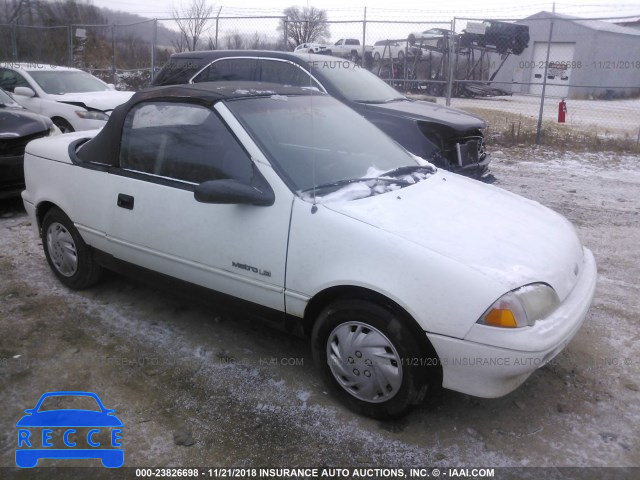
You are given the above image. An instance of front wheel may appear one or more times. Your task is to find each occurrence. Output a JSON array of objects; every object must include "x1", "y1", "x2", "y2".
[
  {"x1": 311, "y1": 299, "x2": 436, "y2": 419},
  {"x1": 53, "y1": 118, "x2": 74, "y2": 133},
  {"x1": 42, "y1": 207, "x2": 102, "y2": 289}
]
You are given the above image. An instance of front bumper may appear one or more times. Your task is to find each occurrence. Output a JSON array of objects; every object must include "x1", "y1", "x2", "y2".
[
  {"x1": 452, "y1": 154, "x2": 491, "y2": 179},
  {"x1": 427, "y1": 247, "x2": 597, "y2": 398}
]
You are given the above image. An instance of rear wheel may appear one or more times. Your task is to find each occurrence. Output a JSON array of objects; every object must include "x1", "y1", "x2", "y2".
[
  {"x1": 312, "y1": 298, "x2": 436, "y2": 419},
  {"x1": 350, "y1": 51, "x2": 360, "y2": 63},
  {"x1": 42, "y1": 207, "x2": 102, "y2": 289},
  {"x1": 427, "y1": 83, "x2": 442, "y2": 97}
]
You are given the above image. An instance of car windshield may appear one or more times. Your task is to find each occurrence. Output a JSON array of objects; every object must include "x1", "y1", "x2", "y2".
[
  {"x1": 37, "y1": 395, "x2": 101, "y2": 412},
  {"x1": 28, "y1": 70, "x2": 110, "y2": 94},
  {"x1": 226, "y1": 95, "x2": 420, "y2": 194},
  {"x1": 306, "y1": 60, "x2": 406, "y2": 103}
]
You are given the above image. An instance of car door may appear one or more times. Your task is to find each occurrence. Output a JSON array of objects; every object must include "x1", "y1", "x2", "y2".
[
  {"x1": 0, "y1": 68, "x2": 41, "y2": 113},
  {"x1": 106, "y1": 99, "x2": 293, "y2": 311}
]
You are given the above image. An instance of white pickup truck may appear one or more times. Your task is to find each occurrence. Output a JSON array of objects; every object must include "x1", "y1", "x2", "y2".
[{"x1": 323, "y1": 38, "x2": 372, "y2": 63}]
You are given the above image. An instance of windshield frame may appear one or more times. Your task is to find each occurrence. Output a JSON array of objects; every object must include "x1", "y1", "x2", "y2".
[{"x1": 0, "y1": 89, "x2": 19, "y2": 106}]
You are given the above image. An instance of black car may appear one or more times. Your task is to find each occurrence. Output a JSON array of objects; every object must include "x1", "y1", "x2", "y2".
[
  {"x1": 461, "y1": 20, "x2": 530, "y2": 55},
  {"x1": 152, "y1": 51, "x2": 490, "y2": 177},
  {"x1": 0, "y1": 89, "x2": 56, "y2": 199}
]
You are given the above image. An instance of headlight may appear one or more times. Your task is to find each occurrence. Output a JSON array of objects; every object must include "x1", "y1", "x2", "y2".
[
  {"x1": 478, "y1": 283, "x2": 560, "y2": 328},
  {"x1": 49, "y1": 124, "x2": 62, "y2": 136},
  {"x1": 75, "y1": 110, "x2": 109, "y2": 121}
]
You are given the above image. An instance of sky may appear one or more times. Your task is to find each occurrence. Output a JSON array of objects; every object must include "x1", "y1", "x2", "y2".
[{"x1": 88, "y1": 0, "x2": 640, "y2": 22}]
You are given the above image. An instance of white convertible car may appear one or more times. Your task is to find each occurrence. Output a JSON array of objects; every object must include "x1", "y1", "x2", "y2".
[{"x1": 21, "y1": 82, "x2": 597, "y2": 419}]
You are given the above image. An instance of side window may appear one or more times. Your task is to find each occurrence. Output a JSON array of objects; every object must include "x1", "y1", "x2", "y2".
[
  {"x1": 192, "y1": 58, "x2": 257, "y2": 83},
  {"x1": 119, "y1": 102, "x2": 254, "y2": 185},
  {"x1": 0, "y1": 68, "x2": 30, "y2": 92},
  {"x1": 259, "y1": 60, "x2": 321, "y2": 89}
]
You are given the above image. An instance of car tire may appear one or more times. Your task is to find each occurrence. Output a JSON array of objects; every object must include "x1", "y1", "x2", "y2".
[
  {"x1": 42, "y1": 207, "x2": 102, "y2": 289},
  {"x1": 53, "y1": 118, "x2": 74, "y2": 133},
  {"x1": 350, "y1": 51, "x2": 359, "y2": 63},
  {"x1": 436, "y1": 39, "x2": 444, "y2": 50},
  {"x1": 397, "y1": 50, "x2": 405, "y2": 62},
  {"x1": 311, "y1": 298, "x2": 436, "y2": 419},
  {"x1": 427, "y1": 83, "x2": 442, "y2": 97}
]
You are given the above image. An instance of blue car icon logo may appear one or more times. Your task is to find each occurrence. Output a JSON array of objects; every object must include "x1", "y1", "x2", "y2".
[{"x1": 16, "y1": 391, "x2": 123, "y2": 468}]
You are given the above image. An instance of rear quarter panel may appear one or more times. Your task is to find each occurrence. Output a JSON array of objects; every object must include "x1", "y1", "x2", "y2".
[{"x1": 22, "y1": 134, "x2": 113, "y2": 253}]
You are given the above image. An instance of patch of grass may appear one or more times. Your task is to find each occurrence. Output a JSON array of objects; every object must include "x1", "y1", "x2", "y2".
[{"x1": 461, "y1": 107, "x2": 640, "y2": 154}]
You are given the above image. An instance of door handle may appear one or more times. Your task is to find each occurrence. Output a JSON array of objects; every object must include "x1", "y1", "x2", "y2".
[{"x1": 117, "y1": 193, "x2": 134, "y2": 210}]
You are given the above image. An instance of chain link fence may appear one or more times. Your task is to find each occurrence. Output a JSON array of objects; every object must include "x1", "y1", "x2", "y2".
[{"x1": 1, "y1": 10, "x2": 639, "y2": 151}]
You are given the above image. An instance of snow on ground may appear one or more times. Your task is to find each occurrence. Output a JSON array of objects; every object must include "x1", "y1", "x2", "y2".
[
  {"x1": 443, "y1": 94, "x2": 640, "y2": 137},
  {"x1": 1, "y1": 146, "x2": 639, "y2": 472}
]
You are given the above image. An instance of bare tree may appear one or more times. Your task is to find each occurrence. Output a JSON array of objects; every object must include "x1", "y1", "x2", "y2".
[
  {"x1": 171, "y1": 0, "x2": 213, "y2": 52},
  {"x1": 278, "y1": 5, "x2": 329, "y2": 50},
  {"x1": 224, "y1": 30, "x2": 245, "y2": 50}
]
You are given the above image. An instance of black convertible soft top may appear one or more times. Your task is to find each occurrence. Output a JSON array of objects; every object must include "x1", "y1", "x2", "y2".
[{"x1": 76, "y1": 81, "x2": 323, "y2": 166}]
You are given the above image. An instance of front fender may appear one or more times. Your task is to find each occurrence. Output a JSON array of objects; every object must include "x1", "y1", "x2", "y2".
[{"x1": 285, "y1": 197, "x2": 504, "y2": 339}]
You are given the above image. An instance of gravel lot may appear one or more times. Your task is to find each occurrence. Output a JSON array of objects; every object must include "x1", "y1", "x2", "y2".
[
  {"x1": 1, "y1": 146, "x2": 639, "y2": 478},
  {"x1": 445, "y1": 94, "x2": 640, "y2": 138}
]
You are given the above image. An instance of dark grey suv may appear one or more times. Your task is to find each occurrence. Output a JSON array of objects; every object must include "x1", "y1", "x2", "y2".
[
  {"x1": 152, "y1": 51, "x2": 490, "y2": 178},
  {"x1": 0, "y1": 89, "x2": 55, "y2": 199}
]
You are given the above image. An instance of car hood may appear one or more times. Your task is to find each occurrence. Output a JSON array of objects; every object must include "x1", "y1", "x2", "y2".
[
  {"x1": 51, "y1": 91, "x2": 134, "y2": 112},
  {"x1": 324, "y1": 171, "x2": 584, "y2": 300},
  {"x1": 16, "y1": 410, "x2": 123, "y2": 427},
  {"x1": 0, "y1": 108, "x2": 51, "y2": 137},
  {"x1": 365, "y1": 100, "x2": 486, "y2": 130}
]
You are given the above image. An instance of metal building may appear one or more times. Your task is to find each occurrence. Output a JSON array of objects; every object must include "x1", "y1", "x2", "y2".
[{"x1": 489, "y1": 11, "x2": 640, "y2": 99}]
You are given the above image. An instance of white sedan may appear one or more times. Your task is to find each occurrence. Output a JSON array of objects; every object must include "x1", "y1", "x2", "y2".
[
  {"x1": 294, "y1": 43, "x2": 328, "y2": 54},
  {"x1": 372, "y1": 40, "x2": 406, "y2": 61},
  {"x1": 22, "y1": 82, "x2": 597, "y2": 419},
  {"x1": 0, "y1": 63, "x2": 133, "y2": 132}
]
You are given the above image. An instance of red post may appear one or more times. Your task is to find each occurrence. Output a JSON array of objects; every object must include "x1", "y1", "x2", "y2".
[{"x1": 558, "y1": 99, "x2": 567, "y2": 123}]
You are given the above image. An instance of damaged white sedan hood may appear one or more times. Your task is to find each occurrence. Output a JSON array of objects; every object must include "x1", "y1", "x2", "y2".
[{"x1": 325, "y1": 171, "x2": 584, "y2": 300}]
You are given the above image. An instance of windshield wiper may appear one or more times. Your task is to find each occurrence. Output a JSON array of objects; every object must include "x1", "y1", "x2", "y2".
[
  {"x1": 383, "y1": 97, "x2": 408, "y2": 103},
  {"x1": 380, "y1": 165, "x2": 436, "y2": 178},
  {"x1": 300, "y1": 176, "x2": 410, "y2": 194}
]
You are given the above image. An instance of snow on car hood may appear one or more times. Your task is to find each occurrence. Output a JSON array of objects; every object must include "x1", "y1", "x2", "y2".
[
  {"x1": 365, "y1": 100, "x2": 486, "y2": 130},
  {"x1": 325, "y1": 171, "x2": 584, "y2": 300},
  {"x1": 51, "y1": 91, "x2": 134, "y2": 112}
]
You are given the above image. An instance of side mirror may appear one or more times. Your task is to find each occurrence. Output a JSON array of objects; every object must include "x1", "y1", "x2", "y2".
[
  {"x1": 194, "y1": 179, "x2": 274, "y2": 206},
  {"x1": 107, "y1": 83, "x2": 116, "y2": 90},
  {"x1": 14, "y1": 86, "x2": 36, "y2": 97}
]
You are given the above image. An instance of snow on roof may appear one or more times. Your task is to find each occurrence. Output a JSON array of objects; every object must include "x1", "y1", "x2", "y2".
[{"x1": 525, "y1": 11, "x2": 640, "y2": 36}]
